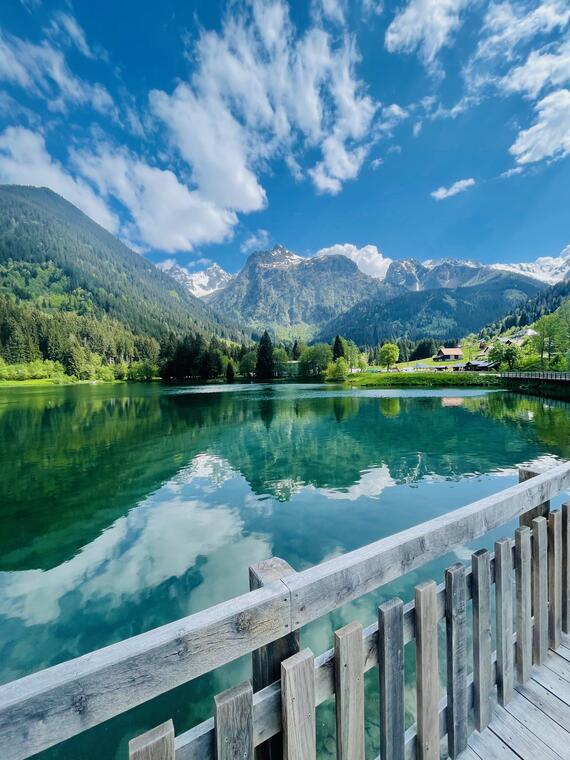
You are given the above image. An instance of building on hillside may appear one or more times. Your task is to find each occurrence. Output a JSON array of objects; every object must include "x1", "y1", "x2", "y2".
[
  {"x1": 433, "y1": 346, "x2": 464, "y2": 362},
  {"x1": 464, "y1": 360, "x2": 499, "y2": 371}
]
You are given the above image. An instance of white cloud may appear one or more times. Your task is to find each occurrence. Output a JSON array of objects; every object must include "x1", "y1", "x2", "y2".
[
  {"x1": 314, "y1": 243, "x2": 392, "y2": 279},
  {"x1": 385, "y1": 0, "x2": 472, "y2": 67},
  {"x1": 413, "y1": 120, "x2": 423, "y2": 136},
  {"x1": 510, "y1": 88, "x2": 570, "y2": 164},
  {"x1": 70, "y1": 144, "x2": 237, "y2": 251},
  {"x1": 362, "y1": 0, "x2": 383, "y2": 17},
  {"x1": 0, "y1": 127, "x2": 118, "y2": 231},
  {"x1": 0, "y1": 30, "x2": 115, "y2": 116},
  {"x1": 317, "y1": 0, "x2": 347, "y2": 25},
  {"x1": 431, "y1": 177, "x2": 476, "y2": 199},
  {"x1": 151, "y1": 0, "x2": 377, "y2": 204},
  {"x1": 504, "y1": 38, "x2": 570, "y2": 98},
  {"x1": 46, "y1": 12, "x2": 98, "y2": 60},
  {"x1": 241, "y1": 228, "x2": 271, "y2": 253},
  {"x1": 370, "y1": 156, "x2": 384, "y2": 169}
]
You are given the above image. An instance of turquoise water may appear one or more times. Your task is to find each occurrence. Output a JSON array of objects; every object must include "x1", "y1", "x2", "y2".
[{"x1": 1, "y1": 383, "x2": 569, "y2": 758}]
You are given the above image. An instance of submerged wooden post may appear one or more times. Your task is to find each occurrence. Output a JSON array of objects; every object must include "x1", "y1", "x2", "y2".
[
  {"x1": 548, "y1": 510, "x2": 562, "y2": 650},
  {"x1": 281, "y1": 649, "x2": 316, "y2": 760},
  {"x1": 495, "y1": 539, "x2": 514, "y2": 705},
  {"x1": 379, "y1": 598, "x2": 405, "y2": 760},
  {"x1": 532, "y1": 516, "x2": 548, "y2": 665},
  {"x1": 518, "y1": 466, "x2": 551, "y2": 528},
  {"x1": 334, "y1": 622, "x2": 365, "y2": 760},
  {"x1": 563, "y1": 503, "x2": 570, "y2": 634},
  {"x1": 472, "y1": 549, "x2": 492, "y2": 731},
  {"x1": 215, "y1": 681, "x2": 254, "y2": 760},
  {"x1": 445, "y1": 564, "x2": 467, "y2": 758},
  {"x1": 249, "y1": 557, "x2": 299, "y2": 759},
  {"x1": 415, "y1": 581, "x2": 439, "y2": 760},
  {"x1": 515, "y1": 526, "x2": 532, "y2": 684},
  {"x1": 129, "y1": 720, "x2": 175, "y2": 760}
]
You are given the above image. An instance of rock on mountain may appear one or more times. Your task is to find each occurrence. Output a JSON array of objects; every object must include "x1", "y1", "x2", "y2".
[
  {"x1": 209, "y1": 244, "x2": 388, "y2": 329},
  {"x1": 319, "y1": 270, "x2": 545, "y2": 344},
  {"x1": 384, "y1": 258, "x2": 500, "y2": 291},
  {"x1": 490, "y1": 245, "x2": 570, "y2": 285},
  {"x1": 158, "y1": 261, "x2": 234, "y2": 298}
]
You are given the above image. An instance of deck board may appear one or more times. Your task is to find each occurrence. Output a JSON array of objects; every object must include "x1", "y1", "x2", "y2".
[{"x1": 460, "y1": 645, "x2": 570, "y2": 760}]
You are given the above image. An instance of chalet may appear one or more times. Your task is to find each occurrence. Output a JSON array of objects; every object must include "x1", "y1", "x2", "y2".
[
  {"x1": 433, "y1": 346, "x2": 464, "y2": 362},
  {"x1": 464, "y1": 360, "x2": 499, "y2": 371}
]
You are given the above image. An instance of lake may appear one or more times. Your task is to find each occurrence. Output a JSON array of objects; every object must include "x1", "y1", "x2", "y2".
[{"x1": 1, "y1": 383, "x2": 570, "y2": 758}]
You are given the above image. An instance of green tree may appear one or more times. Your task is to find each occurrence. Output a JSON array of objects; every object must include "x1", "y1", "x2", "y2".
[
  {"x1": 379, "y1": 342, "x2": 399, "y2": 370},
  {"x1": 332, "y1": 335, "x2": 346, "y2": 360},
  {"x1": 291, "y1": 339, "x2": 301, "y2": 360},
  {"x1": 299, "y1": 344, "x2": 333, "y2": 377},
  {"x1": 488, "y1": 343, "x2": 506, "y2": 367},
  {"x1": 256, "y1": 330, "x2": 274, "y2": 379},
  {"x1": 239, "y1": 350, "x2": 257, "y2": 377},
  {"x1": 503, "y1": 345, "x2": 520, "y2": 370},
  {"x1": 226, "y1": 361, "x2": 235, "y2": 383},
  {"x1": 325, "y1": 357, "x2": 349, "y2": 381},
  {"x1": 273, "y1": 347, "x2": 289, "y2": 377}
]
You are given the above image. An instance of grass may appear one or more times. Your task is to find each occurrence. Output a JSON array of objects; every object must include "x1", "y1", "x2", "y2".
[
  {"x1": 394, "y1": 357, "x2": 461, "y2": 369},
  {"x1": 344, "y1": 371, "x2": 502, "y2": 388}
]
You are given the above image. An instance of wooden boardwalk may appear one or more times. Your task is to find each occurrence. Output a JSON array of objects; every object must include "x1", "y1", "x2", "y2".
[{"x1": 464, "y1": 636, "x2": 570, "y2": 760}]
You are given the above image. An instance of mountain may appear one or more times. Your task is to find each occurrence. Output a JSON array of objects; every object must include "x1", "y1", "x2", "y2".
[
  {"x1": 384, "y1": 257, "x2": 512, "y2": 291},
  {"x1": 482, "y1": 278, "x2": 570, "y2": 336},
  {"x1": 490, "y1": 246, "x2": 570, "y2": 285},
  {"x1": 319, "y1": 270, "x2": 545, "y2": 344},
  {"x1": 0, "y1": 185, "x2": 236, "y2": 340},
  {"x1": 208, "y1": 244, "x2": 388, "y2": 332},
  {"x1": 159, "y1": 261, "x2": 234, "y2": 298}
]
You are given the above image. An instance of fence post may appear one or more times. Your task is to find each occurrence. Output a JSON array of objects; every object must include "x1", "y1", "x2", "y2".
[
  {"x1": 532, "y1": 517, "x2": 549, "y2": 665},
  {"x1": 472, "y1": 549, "x2": 492, "y2": 732},
  {"x1": 495, "y1": 539, "x2": 514, "y2": 706},
  {"x1": 379, "y1": 598, "x2": 405, "y2": 760},
  {"x1": 249, "y1": 557, "x2": 299, "y2": 760},
  {"x1": 335, "y1": 622, "x2": 365, "y2": 760},
  {"x1": 515, "y1": 527, "x2": 532, "y2": 684},
  {"x1": 518, "y1": 465, "x2": 551, "y2": 528},
  {"x1": 215, "y1": 681, "x2": 254, "y2": 760},
  {"x1": 563, "y1": 504, "x2": 570, "y2": 634},
  {"x1": 445, "y1": 564, "x2": 467, "y2": 758},
  {"x1": 548, "y1": 510, "x2": 562, "y2": 650},
  {"x1": 281, "y1": 650, "x2": 316, "y2": 760},
  {"x1": 129, "y1": 721, "x2": 175, "y2": 760},
  {"x1": 415, "y1": 581, "x2": 439, "y2": 760}
]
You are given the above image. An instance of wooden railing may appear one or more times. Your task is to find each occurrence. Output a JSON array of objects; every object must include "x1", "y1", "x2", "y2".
[
  {"x1": 501, "y1": 371, "x2": 570, "y2": 382},
  {"x1": 1, "y1": 462, "x2": 570, "y2": 760}
]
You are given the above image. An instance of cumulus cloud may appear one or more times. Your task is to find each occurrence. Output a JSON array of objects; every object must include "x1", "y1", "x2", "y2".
[
  {"x1": 0, "y1": 127, "x2": 118, "y2": 231},
  {"x1": 0, "y1": 30, "x2": 115, "y2": 116},
  {"x1": 510, "y1": 88, "x2": 570, "y2": 163},
  {"x1": 70, "y1": 144, "x2": 237, "y2": 251},
  {"x1": 431, "y1": 177, "x2": 476, "y2": 199},
  {"x1": 314, "y1": 243, "x2": 392, "y2": 279},
  {"x1": 385, "y1": 0, "x2": 473, "y2": 67},
  {"x1": 150, "y1": 0, "x2": 377, "y2": 203},
  {"x1": 504, "y1": 38, "x2": 570, "y2": 98},
  {"x1": 241, "y1": 228, "x2": 271, "y2": 253}
]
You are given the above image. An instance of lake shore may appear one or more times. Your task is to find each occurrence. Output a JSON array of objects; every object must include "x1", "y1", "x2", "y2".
[{"x1": 340, "y1": 371, "x2": 502, "y2": 388}]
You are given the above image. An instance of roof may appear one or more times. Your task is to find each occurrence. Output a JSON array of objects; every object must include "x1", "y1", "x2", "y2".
[{"x1": 437, "y1": 347, "x2": 464, "y2": 356}]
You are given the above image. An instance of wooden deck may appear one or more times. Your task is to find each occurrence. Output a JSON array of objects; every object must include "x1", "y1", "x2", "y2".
[{"x1": 464, "y1": 636, "x2": 570, "y2": 760}]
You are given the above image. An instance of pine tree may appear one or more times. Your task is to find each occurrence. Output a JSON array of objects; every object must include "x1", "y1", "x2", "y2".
[
  {"x1": 256, "y1": 330, "x2": 274, "y2": 379},
  {"x1": 332, "y1": 335, "x2": 345, "y2": 360},
  {"x1": 292, "y1": 339, "x2": 301, "y2": 360},
  {"x1": 226, "y1": 361, "x2": 235, "y2": 383}
]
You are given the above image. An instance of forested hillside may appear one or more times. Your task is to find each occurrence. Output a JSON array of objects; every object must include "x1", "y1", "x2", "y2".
[
  {"x1": 482, "y1": 278, "x2": 570, "y2": 336},
  {"x1": 0, "y1": 185, "x2": 235, "y2": 340}
]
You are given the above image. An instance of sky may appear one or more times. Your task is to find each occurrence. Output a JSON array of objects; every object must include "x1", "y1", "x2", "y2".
[{"x1": 0, "y1": 0, "x2": 568, "y2": 277}]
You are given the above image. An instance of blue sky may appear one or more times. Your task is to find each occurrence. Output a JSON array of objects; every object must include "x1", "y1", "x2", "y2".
[{"x1": 0, "y1": 0, "x2": 568, "y2": 277}]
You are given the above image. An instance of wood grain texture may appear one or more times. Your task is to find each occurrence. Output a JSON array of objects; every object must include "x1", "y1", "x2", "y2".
[
  {"x1": 281, "y1": 650, "x2": 315, "y2": 760},
  {"x1": 495, "y1": 539, "x2": 514, "y2": 706},
  {"x1": 473, "y1": 549, "x2": 492, "y2": 732},
  {"x1": 445, "y1": 563, "x2": 467, "y2": 758},
  {"x1": 249, "y1": 558, "x2": 299, "y2": 760},
  {"x1": 215, "y1": 681, "x2": 254, "y2": 760},
  {"x1": 334, "y1": 622, "x2": 364, "y2": 760},
  {"x1": 562, "y1": 504, "x2": 570, "y2": 635},
  {"x1": 532, "y1": 517, "x2": 549, "y2": 666},
  {"x1": 415, "y1": 581, "x2": 439, "y2": 760},
  {"x1": 129, "y1": 720, "x2": 175, "y2": 760},
  {"x1": 548, "y1": 511, "x2": 562, "y2": 650},
  {"x1": 518, "y1": 466, "x2": 551, "y2": 528},
  {"x1": 515, "y1": 527, "x2": 532, "y2": 685},
  {"x1": 378, "y1": 598, "x2": 404, "y2": 760}
]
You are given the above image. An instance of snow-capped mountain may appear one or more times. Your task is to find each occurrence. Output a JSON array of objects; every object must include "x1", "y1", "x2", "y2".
[
  {"x1": 158, "y1": 261, "x2": 234, "y2": 298},
  {"x1": 490, "y1": 246, "x2": 570, "y2": 285}
]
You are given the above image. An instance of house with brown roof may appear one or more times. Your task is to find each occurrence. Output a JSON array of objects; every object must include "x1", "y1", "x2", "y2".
[{"x1": 433, "y1": 346, "x2": 464, "y2": 362}]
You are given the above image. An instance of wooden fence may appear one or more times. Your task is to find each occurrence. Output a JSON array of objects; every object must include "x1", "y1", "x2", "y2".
[
  {"x1": 501, "y1": 371, "x2": 570, "y2": 383},
  {"x1": 1, "y1": 461, "x2": 570, "y2": 759}
]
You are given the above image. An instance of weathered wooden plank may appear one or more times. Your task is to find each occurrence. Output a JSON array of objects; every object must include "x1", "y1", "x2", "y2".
[
  {"x1": 532, "y1": 516, "x2": 549, "y2": 665},
  {"x1": 281, "y1": 650, "x2": 315, "y2": 760},
  {"x1": 515, "y1": 678, "x2": 570, "y2": 735},
  {"x1": 250, "y1": 558, "x2": 299, "y2": 760},
  {"x1": 444, "y1": 563, "x2": 467, "y2": 758},
  {"x1": 562, "y1": 503, "x2": 570, "y2": 634},
  {"x1": 468, "y1": 727, "x2": 519, "y2": 760},
  {"x1": 473, "y1": 549, "x2": 492, "y2": 732},
  {"x1": 415, "y1": 581, "x2": 439, "y2": 760},
  {"x1": 284, "y1": 461, "x2": 570, "y2": 629},
  {"x1": 0, "y1": 581, "x2": 290, "y2": 760},
  {"x1": 548, "y1": 510, "x2": 562, "y2": 650},
  {"x1": 488, "y1": 703, "x2": 560, "y2": 760},
  {"x1": 334, "y1": 622, "x2": 364, "y2": 760},
  {"x1": 214, "y1": 681, "x2": 254, "y2": 760},
  {"x1": 531, "y1": 664, "x2": 570, "y2": 706},
  {"x1": 515, "y1": 526, "x2": 532, "y2": 684},
  {"x1": 544, "y1": 650, "x2": 570, "y2": 682},
  {"x1": 518, "y1": 465, "x2": 551, "y2": 528},
  {"x1": 378, "y1": 598, "x2": 404, "y2": 760},
  {"x1": 495, "y1": 539, "x2": 513, "y2": 706},
  {"x1": 503, "y1": 689, "x2": 570, "y2": 759},
  {"x1": 130, "y1": 720, "x2": 175, "y2": 760}
]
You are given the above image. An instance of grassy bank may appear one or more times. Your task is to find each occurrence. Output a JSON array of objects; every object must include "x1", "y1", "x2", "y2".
[{"x1": 343, "y1": 371, "x2": 502, "y2": 388}]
